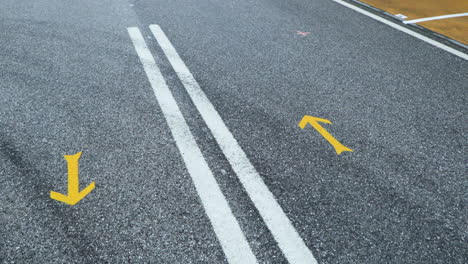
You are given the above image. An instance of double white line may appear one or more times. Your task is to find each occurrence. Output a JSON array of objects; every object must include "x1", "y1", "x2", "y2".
[{"x1": 128, "y1": 25, "x2": 317, "y2": 264}]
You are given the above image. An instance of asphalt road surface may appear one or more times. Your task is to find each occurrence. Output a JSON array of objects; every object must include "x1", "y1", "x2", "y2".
[{"x1": 0, "y1": 0, "x2": 466, "y2": 263}]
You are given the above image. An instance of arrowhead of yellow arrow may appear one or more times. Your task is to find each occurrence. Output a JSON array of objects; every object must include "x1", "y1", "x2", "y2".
[
  {"x1": 50, "y1": 182, "x2": 95, "y2": 205},
  {"x1": 298, "y1": 115, "x2": 332, "y2": 129},
  {"x1": 299, "y1": 115, "x2": 353, "y2": 154},
  {"x1": 50, "y1": 152, "x2": 95, "y2": 205}
]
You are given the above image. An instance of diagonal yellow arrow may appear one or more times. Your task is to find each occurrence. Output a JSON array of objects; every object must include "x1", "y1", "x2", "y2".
[
  {"x1": 299, "y1": 115, "x2": 353, "y2": 155},
  {"x1": 50, "y1": 152, "x2": 95, "y2": 205}
]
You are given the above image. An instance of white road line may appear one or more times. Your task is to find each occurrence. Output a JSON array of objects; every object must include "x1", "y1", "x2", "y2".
[
  {"x1": 149, "y1": 24, "x2": 318, "y2": 264},
  {"x1": 127, "y1": 27, "x2": 257, "y2": 264},
  {"x1": 332, "y1": 0, "x2": 468, "y2": 61},
  {"x1": 404, "y1": 12, "x2": 468, "y2": 24}
]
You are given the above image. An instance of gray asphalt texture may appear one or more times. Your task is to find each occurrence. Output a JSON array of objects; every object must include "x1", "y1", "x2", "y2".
[{"x1": 0, "y1": 0, "x2": 467, "y2": 263}]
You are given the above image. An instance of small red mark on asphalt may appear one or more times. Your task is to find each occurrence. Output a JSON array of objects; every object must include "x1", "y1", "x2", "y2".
[{"x1": 296, "y1": 31, "x2": 310, "y2": 36}]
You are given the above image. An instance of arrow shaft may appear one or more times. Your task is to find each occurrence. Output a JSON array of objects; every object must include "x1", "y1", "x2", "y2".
[
  {"x1": 64, "y1": 152, "x2": 82, "y2": 196},
  {"x1": 311, "y1": 122, "x2": 339, "y2": 146},
  {"x1": 310, "y1": 122, "x2": 353, "y2": 154}
]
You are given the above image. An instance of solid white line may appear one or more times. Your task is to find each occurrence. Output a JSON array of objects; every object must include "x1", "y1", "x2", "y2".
[
  {"x1": 149, "y1": 24, "x2": 318, "y2": 264},
  {"x1": 404, "y1": 12, "x2": 468, "y2": 24},
  {"x1": 127, "y1": 27, "x2": 257, "y2": 264},
  {"x1": 332, "y1": 0, "x2": 468, "y2": 60}
]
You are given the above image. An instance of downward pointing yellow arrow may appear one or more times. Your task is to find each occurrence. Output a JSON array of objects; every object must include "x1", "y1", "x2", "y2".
[
  {"x1": 299, "y1": 115, "x2": 353, "y2": 155},
  {"x1": 50, "y1": 152, "x2": 95, "y2": 205}
]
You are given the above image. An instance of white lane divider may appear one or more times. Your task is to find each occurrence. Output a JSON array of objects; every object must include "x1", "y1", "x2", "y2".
[
  {"x1": 127, "y1": 27, "x2": 257, "y2": 264},
  {"x1": 332, "y1": 0, "x2": 468, "y2": 61},
  {"x1": 149, "y1": 24, "x2": 318, "y2": 264}
]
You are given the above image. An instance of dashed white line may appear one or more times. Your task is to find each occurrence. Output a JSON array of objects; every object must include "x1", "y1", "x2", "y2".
[
  {"x1": 149, "y1": 24, "x2": 318, "y2": 264},
  {"x1": 127, "y1": 27, "x2": 257, "y2": 264},
  {"x1": 404, "y1": 12, "x2": 468, "y2": 24},
  {"x1": 332, "y1": 0, "x2": 468, "y2": 61}
]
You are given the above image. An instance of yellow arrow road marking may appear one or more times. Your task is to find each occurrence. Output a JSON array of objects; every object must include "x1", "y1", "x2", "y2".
[
  {"x1": 50, "y1": 152, "x2": 95, "y2": 205},
  {"x1": 299, "y1": 115, "x2": 353, "y2": 155}
]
